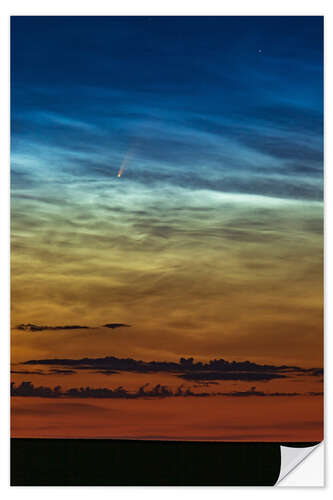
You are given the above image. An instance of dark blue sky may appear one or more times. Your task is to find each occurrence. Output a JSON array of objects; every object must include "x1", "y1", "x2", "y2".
[{"x1": 11, "y1": 16, "x2": 323, "y2": 200}]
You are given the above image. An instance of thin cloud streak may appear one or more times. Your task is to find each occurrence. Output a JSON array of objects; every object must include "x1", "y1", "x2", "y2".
[{"x1": 16, "y1": 323, "x2": 131, "y2": 332}]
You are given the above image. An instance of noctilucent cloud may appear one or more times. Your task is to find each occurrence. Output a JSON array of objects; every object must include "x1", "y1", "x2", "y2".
[
  {"x1": 11, "y1": 17, "x2": 323, "y2": 199},
  {"x1": 11, "y1": 16, "x2": 323, "y2": 368}
]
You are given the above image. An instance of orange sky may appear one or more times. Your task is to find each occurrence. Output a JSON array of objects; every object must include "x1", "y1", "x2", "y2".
[
  {"x1": 11, "y1": 194, "x2": 323, "y2": 368},
  {"x1": 11, "y1": 191, "x2": 323, "y2": 441},
  {"x1": 11, "y1": 394, "x2": 323, "y2": 441}
]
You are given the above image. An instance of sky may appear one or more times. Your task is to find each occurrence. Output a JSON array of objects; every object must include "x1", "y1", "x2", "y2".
[{"x1": 10, "y1": 16, "x2": 323, "y2": 440}]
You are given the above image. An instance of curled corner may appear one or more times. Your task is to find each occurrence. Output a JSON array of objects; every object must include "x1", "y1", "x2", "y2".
[{"x1": 277, "y1": 442, "x2": 323, "y2": 485}]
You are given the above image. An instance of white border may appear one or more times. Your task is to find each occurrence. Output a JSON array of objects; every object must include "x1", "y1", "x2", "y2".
[
  {"x1": 1, "y1": 1, "x2": 331, "y2": 496},
  {"x1": 0, "y1": 0, "x2": 330, "y2": 15}
]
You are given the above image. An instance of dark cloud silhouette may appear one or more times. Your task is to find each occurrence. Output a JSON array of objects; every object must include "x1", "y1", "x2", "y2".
[
  {"x1": 11, "y1": 370, "x2": 46, "y2": 375},
  {"x1": 17, "y1": 323, "x2": 90, "y2": 332},
  {"x1": 22, "y1": 354, "x2": 320, "y2": 373},
  {"x1": 11, "y1": 369, "x2": 77, "y2": 376},
  {"x1": 17, "y1": 322, "x2": 131, "y2": 332},
  {"x1": 179, "y1": 371, "x2": 286, "y2": 382},
  {"x1": 103, "y1": 323, "x2": 131, "y2": 329},
  {"x1": 192, "y1": 382, "x2": 220, "y2": 387},
  {"x1": 93, "y1": 370, "x2": 119, "y2": 376},
  {"x1": 49, "y1": 369, "x2": 77, "y2": 375},
  {"x1": 10, "y1": 381, "x2": 323, "y2": 399},
  {"x1": 11, "y1": 381, "x2": 58, "y2": 398},
  {"x1": 21, "y1": 355, "x2": 323, "y2": 383},
  {"x1": 309, "y1": 368, "x2": 323, "y2": 377}
]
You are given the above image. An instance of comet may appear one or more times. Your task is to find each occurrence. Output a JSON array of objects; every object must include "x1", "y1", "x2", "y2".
[{"x1": 117, "y1": 150, "x2": 132, "y2": 178}]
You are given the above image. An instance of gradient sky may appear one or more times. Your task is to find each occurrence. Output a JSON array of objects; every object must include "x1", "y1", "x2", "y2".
[{"x1": 11, "y1": 16, "x2": 323, "y2": 372}]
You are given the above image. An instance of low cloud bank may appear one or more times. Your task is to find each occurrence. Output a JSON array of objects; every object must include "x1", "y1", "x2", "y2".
[
  {"x1": 11, "y1": 381, "x2": 323, "y2": 399},
  {"x1": 22, "y1": 355, "x2": 322, "y2": 382}
]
